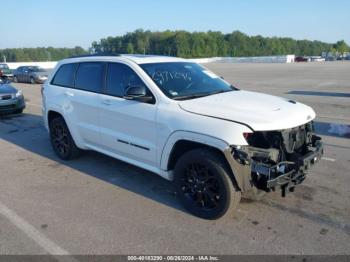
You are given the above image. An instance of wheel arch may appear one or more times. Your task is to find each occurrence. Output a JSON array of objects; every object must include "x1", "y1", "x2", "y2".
[
  {"x1": 46, "y1": 109, "x2": 86, "y2": 150},
  {"x1": 160, "y1": 131, "x2": 242, "y2": 190},
  {"x1": 47, "y1": 110, "x2": 64, "y2": 126}
]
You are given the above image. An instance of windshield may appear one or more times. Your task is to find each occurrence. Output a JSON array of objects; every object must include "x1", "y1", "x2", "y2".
[
  {"x1": 29, "y1": 66, "x2": 46, "y2": 72},
  {"x1": 140, "y1": 62, "x2": 237, "y2": 100}
]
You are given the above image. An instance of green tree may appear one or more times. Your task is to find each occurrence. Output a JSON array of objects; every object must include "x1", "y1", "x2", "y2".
[
  {"x1": 334, "y1": 40, "x2": 349, "y2": 54},
  {"x1": 2, "y1": 30, "x2": 344, "y2": 62},
  {"x1": 126, "y1": 42, "x2": 134, "y2": 54}
]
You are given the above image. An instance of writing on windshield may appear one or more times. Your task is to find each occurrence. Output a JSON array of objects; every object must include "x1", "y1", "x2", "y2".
[{"x1": 141, "y1": 62, "x2": 235, "y2": 99}]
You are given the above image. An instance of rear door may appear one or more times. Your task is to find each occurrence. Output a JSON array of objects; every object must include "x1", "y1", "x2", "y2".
[
  {"x1": 69, "y1": 62, "x2": 105, "y2": 146},
  {"x1": 99, "y1": 62, "x2": 158, "y2": 167},
  {"x1": 50, "y1": 62, "x2": 105, "y2": 147}
]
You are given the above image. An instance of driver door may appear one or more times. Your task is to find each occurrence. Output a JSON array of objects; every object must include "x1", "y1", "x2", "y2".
[{"x1": 99, "y1": 62, "x2": 158, "y2": 168}]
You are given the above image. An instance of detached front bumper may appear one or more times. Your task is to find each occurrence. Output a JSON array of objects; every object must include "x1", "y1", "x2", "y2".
[{"x1": 229, "y1": 135, "x2": 323, "y2": 197}]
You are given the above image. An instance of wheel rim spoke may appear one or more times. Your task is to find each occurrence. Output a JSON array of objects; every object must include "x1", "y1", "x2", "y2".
[
  {"x1": 52, "y1": 124, "x2": 69, "y2": 156},
  {"x1": 182, "y1": 162, "x2": 222, "y2": 210}
]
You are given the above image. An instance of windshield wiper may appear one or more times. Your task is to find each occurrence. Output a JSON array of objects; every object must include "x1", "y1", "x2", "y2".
[
  {"x1": 173, "y1": 93, "x2": 211, "y2": 101},
  {"x1": 207, "y1": 89, "x2": 232, "y2": 96},
  {"x1": 173, "y1": 89, "x2": 233, "y2": 101}
]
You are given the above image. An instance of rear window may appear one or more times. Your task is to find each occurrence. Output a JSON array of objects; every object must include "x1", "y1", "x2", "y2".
[
  {"x1": 52, "y1": 63, "x2": 77, "y2": 88},
  {"x1": 75, "y1": 62, "x2": 104, "y2": 93}
]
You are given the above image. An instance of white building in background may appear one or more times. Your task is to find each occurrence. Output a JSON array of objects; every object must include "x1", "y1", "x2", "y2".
[
  {"x1": 189, "y1": 55, "x2": 296, "y2": 64},
  {"x1": 7, "y1": 55, "x2": 297, "y2": 70},
  {"x1": 7, "y1": 61, "x2": 58, "y2": 70}
]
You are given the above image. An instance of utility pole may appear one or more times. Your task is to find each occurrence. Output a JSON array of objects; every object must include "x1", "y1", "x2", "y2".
[{"x1": 3, "y1": 55, "x2": 6, "y2": 63}]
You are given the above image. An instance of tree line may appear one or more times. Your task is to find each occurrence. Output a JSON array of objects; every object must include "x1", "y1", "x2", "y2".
[
  {"x1": 91, "y1": 30, "x2": 349, "y2": 58},
  {"x1": 0, "y1": 47, "x2": 87, "y2": 62},
  {"x1": 1, "y1": 30, "x2": 349, "y2": 62}
]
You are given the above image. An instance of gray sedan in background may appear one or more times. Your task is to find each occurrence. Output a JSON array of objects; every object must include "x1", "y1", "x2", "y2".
[
  {"x1": 13, "y1": 66, "x2": 49, "y2": 84},
  {"x1": 0, "y1": 78, "x2": 25, "y2": 114}
]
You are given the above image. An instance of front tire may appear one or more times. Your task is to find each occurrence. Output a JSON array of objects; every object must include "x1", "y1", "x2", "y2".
[
  {"x1": 49, "y1": 117, "x2": 80, "y2": 160},
  {"x1": 174, "y1": 148, "x2": 241, "y2": 219}
]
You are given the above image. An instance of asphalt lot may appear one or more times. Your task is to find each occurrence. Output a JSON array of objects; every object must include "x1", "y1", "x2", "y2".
[{"x1": 0, "y1": 61, "x2": 349, "y2": 255}]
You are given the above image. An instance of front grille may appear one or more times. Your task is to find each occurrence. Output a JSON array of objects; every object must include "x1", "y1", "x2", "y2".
[
  {"x1": 281, "y1": 125, "x2": 309, "y2": 153},
  {"x1": 0, "y1": 104, "x2": 16, "y2": 110},
  {"x1": 0, "y1": 95, "x2": 12, "y2": 100}
]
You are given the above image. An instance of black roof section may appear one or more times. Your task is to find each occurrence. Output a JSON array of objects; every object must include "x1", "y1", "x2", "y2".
[{"x1": 68, "y1": 53, "x2": 121, "y2": 59}]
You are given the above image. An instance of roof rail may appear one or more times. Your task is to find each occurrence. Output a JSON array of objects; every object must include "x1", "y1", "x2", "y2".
[{"x1": 68, "y1": 53, "x2": 120, "y2": 59}]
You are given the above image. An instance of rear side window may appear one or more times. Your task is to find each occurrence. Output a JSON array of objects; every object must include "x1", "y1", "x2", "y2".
[
  {"x1": 52, "y1": 63, "x2": 77, "y2": 88},
  {"x1": 75, "y1": 62, "x2": 104, "y2": 93},
  {"x1": 106, "y1": 63, "x2": 146, "y2": 97}
]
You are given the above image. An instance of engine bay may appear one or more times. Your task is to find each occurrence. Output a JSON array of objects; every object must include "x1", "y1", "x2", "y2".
[{"x1": 232, "y1": 121, "x2": 323, "y2": 196}]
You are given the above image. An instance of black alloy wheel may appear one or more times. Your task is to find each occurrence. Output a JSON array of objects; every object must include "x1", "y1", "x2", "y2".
[
  {"x1": 49, "y1": 117, "x2": 80, "y2": 160},
  {"x1": 174, "y1": 148, "x2": 241, "y2": 219},
  {"x1": 183, "y1": 162, "x2": 222, "y2": 209}
]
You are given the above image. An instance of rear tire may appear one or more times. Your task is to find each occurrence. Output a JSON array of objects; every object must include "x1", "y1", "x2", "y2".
[
  {"x1": 13, "y1": 76, "x2": 18, "y2": 83},
  {"x1": 49, "y1": 117, "x2": 80, "y2": 160},
  {"x1": 174, "y1": 148, "x2": 241, "y2": 219}
]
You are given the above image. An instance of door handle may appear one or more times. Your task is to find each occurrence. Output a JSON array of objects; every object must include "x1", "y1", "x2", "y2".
[
  {"x1": 102, "y1": 99, "x2": 112, "y2": 105},
  {"x1": 64, "y1": 91, "x2": 74, "y2": 97}
]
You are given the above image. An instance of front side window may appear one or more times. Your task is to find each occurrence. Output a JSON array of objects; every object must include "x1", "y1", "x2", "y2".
[
  {"x1": 140, "y1": 62, "x2": 237, "y2": 100},
  {"x1": 106, "y1": 63, "x2": 148, "y2": 97},
  {"x1": 75, "y1": 62, "x2": 104, "y2": 93},
  {"x1": 52, "y1": 63, "x2": 77, "y2": 88}
]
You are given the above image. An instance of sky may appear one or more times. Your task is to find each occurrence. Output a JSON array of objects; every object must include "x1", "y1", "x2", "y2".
[{"x1": 2, "y1": 0, "x2": 350, "y2": 49}]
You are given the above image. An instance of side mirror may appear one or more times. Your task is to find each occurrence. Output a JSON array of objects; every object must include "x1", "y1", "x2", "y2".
[{"x1": 124, "y1": 85, "x2": 154, "y2": 103}]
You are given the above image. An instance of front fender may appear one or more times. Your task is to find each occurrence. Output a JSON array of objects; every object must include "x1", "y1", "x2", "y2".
[
  {"x1": 160, "y1": 130, "x2": 229, "y2": 171},
  {"x1": 45, "y1": 106, "x2": 87, "y2": 150},
  {"x1": 160, "y1": 131, "x2": 248, "y2": 190}
]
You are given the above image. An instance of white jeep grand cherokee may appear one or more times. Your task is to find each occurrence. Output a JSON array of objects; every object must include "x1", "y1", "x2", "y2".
[{"x1": 42, "y1": 55, "x2": 323, "y2": 219}]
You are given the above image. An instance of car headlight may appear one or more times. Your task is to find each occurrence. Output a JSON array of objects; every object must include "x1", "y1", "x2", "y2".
[
  {"x1": 15, "y1": 90, "x2": 23, "y2": 98},
  {"x1": 39, "y1": 75, "x2": 47, "y2": 79}
]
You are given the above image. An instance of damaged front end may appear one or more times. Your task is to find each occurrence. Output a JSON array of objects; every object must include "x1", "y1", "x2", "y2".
[{"x1": 229, "y1": 121, "x2": 323, "y2": 197}]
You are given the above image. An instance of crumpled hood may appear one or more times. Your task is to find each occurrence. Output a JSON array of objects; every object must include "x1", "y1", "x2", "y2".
[
  {"x1": 178, "y1": 90, "x2": 316, "y2": 131},
  {"x1": 0, "y1": 84, "x2": 17, "y2": 94}
]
